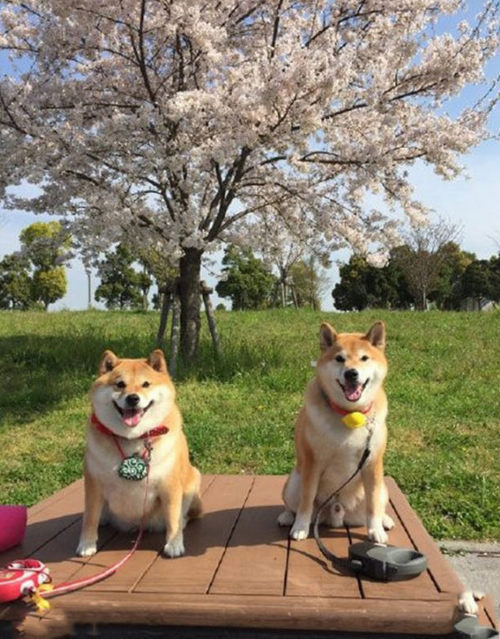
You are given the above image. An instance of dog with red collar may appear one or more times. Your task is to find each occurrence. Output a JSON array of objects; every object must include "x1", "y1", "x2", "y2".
[
  {"x1": 77, "y1": 349, "x2": 202, "y2": 559},
  {"x1": 278, "y1": 322, "x2": 394, "y2": 543}
]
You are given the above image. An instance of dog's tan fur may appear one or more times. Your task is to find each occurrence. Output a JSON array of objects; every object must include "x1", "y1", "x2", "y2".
[
  {"x1": 77, "y1": 349, "x2": 201, "y2": 559},
  {"x1": 278, "y1": 321, "x2": 394, "y2": 543}
]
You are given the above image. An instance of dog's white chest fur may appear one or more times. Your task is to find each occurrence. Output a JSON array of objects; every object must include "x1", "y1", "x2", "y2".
[
  {"x1": 306, "y1": 402, "x2": 386, "y2": 502},
  {"x1": 86, "y1": 433, "x2": 175, "y2": 526}
]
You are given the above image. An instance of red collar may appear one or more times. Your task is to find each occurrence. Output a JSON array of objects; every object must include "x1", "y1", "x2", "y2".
[
  {"x1": 328, "y1": 399, "x2": 373, "y2": 417},
  {"x1": 91, "y1": 413, "x2": 169, "y2": 439}
]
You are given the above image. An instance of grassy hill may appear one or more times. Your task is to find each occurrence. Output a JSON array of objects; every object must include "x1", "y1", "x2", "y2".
[{"x1": 0, "y1": 308, "x2": 498, "y2": 541}]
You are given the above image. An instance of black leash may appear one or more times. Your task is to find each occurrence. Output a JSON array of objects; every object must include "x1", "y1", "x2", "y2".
[
  {"x1": 312, "y1": 425, "x2": 428, "y2": 581},
  {"x1": 312, "y1": 427, "x2": 373, "y2": 569}
]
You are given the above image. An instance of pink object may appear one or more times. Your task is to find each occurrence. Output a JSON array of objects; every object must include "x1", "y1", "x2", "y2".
[
  {"x1": 0, "y1": 505, "x2": 27, "y2": 553},
  {"x1": 0, "y1": 559, "x2": 50, "y2": 603}
]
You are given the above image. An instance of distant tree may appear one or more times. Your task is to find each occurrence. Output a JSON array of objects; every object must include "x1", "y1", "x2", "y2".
[
  {"x1": 393, "y1": 220, "x2": 461, "y2": 310},
  {"x1": 488, "y1": 254, "x2": 500, "y2": 302},
  {"x1": 428, "y1": 242, "x2": 475, "y2": 309},
  {"x1": 332, "y1": 256, "x2": 370, "y2": 311},
  {"x1": 94, "y1": 244, "x2": 145, "y2": 310},
  {"x1": 0, "y1": 253, "x2": 32, "y2": 309},
  {"x1": 20, "y1": 221, "x2": 69, "y2": 268},
  {"x1": 460, "y1": 260, "x2": 494, "y2": 310},
  {"x1": 137, "y1": 246, "x2": 178, "y2": 310},
  {"x1": 32, "y1": 268, "x2": 67, "y2": 310},
  {"x1": 19, "y1": 221, "x2": 69, "y2": 310},
  {"x1": 289, "y1": 257, "x2": 328, "y2": 311},
  {"x1": 332, "y1": 253, "x2": 411, "y2": 311},
  {"x1": 216, "y1": 246, "x2": 277, "y2": 310}
]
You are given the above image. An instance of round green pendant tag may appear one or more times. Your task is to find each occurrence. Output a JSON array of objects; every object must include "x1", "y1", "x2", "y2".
[{"x1": 118, "y1": 455, "x2": 148, "y2": 481}]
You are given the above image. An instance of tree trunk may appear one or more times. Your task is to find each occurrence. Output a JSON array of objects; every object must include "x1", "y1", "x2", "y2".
[
  {"x1": 178, "y1": 247, "x2": 202, "y2": 363},
  {"x1": 201, "y1": 280, "x2": 221, "y2": 357},
  {"x1": 169, "y1": 291, "x2": 181, "y2": 378},
  {"x1": 155, "y1": 287, "x2": 172, "y2": 350}
]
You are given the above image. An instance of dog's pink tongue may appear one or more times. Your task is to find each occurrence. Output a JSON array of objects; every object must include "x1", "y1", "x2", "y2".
[
  {"x1": 123, "y1": 410, "x2": 142, "y2": 428},
  {"x1": 345, "y1": 384, "x2": 363, "y2": 402}
]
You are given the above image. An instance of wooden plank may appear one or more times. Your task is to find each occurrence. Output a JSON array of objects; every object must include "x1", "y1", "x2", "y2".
[
  {"x1": 0, "y1": 608, "x2": 71, "y2": 638},
  {"x1": 286, "y1": 523, "x2": 360, "y2": 598},
  {"x1": 135, "y1": 474, "x2": 254, "y2": 594},
  {"x1": 27, "y1": 479, "x2": 83, "y2": 517},
  {"x1": 386, "y1": 478, "x2": 464, "y2": 595},
  {"x1": 53, "y1": 591, "x2": 459, "y2": 636},
  {"x1": 209, "y1": 475, "x2": 288, "y2": 596},
  {"x1": 350, "y1": 498, "x2": 444, "y2": 601},
  {"x1": 479, "y1": 594, "x2": 499, "y2": 630}
]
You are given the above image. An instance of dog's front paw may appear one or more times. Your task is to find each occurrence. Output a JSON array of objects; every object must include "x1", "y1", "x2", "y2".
[
  {"x1": 76, "y1": 540, "x2": 97, "y2": 557},
  {"x1": 163, "y1": 537, "x2": 185, "y2": 558},
  {"x1": 367, "y1": 525, "x2": 388, "y2": 544},
  {"x1": 290, "y1": 516, "x2": 310, "y2": 540},
  {"x1": 290, "y1": 527, "x2": 309, "y2": 540}
]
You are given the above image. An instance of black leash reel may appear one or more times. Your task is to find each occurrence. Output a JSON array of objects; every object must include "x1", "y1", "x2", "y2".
[{"x1": 312, "y1": 429, "x2": 427, "y2": 582}]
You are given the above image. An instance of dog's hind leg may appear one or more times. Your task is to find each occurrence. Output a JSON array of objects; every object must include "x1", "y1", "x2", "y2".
[
  {"x1": 99, "y1": 503, "x2": 111, "y2": 526},
  {"x1": 277, "y1": 468, "x2": 299, "y2": 526},
  {"x1": 182, "y1": 466, "x2": 203, "y2": 528}
]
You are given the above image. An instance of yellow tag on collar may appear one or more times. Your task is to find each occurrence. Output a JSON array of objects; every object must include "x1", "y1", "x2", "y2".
[{"x1": 342, "y1": 412, "x2": 366, "y2": 429}]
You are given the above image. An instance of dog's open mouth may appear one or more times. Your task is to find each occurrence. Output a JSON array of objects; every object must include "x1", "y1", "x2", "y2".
[
  {"x1": 338, "y1": 379, "x2": 369, "y2": 402},
  {"x1": 113, "y1": 400, "x2": 153, "y2": 428}
]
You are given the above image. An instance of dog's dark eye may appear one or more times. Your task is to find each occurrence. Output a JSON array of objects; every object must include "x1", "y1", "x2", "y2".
[
  {"x1": 142, "y1": 381, "x2": 150, "y2": 388},
  {"x1": 116, "y1": 380, "x2": 126, "y2": 389},
  {"x1": 360, "y1": 355, "x2": 369, "y2": 362},
  {"x1": 335, "y1": 355, "x2": 345, "y2": 363}
]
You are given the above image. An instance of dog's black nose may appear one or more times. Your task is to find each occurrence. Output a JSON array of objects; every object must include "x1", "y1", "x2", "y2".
[
  {"x1": 344, "y1": 368, "x2": 359, "y2": 382},
  {"x1": 126, "y1": 393, "x2": 141, "y2": 407}
]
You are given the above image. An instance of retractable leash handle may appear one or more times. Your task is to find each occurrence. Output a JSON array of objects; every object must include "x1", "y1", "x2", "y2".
[{"x1": 347, "y1": 541, "x2": 427, "y2": 581}]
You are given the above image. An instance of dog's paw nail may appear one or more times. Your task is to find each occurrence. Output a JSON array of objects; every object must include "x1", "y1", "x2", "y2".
[
  {"x1": 277, "y1": 511, "x2": 295, "y2": 526},
  {"x1": 368, "y1": 527, "x2": 388, "y2": 544},
  {"x1": 76, "y1": 542, "x2": 97, "y2": 557},
  {"x1": 290, "y1": 527, "x2": 309, "y2": 541},
  {"x1": 163, "y1": 540, "x2": 185, "y2": 558}
]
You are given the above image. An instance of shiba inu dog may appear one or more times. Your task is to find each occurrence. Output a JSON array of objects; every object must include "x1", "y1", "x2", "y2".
[
  {"x1": 278, "y1": 321, "x2": 394, "y2": 543},
  {"x1": 76, "y1": 349, "x2": 202, "y2": 559}
]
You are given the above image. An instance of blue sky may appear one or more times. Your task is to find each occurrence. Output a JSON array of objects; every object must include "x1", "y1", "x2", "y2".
[{"x1": 1, "y1": 4, "x2": 498, "y2": 311}]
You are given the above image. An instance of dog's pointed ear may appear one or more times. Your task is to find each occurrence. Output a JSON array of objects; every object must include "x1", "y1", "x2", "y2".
[
  {"x1": 365, "y1": 321, "x2": 386, "y2": 350},
  {"x1": 99, "y1": 350, "x2": 120, "y2": 375},
  {"x1": 147, "y1": 349, "x2": 168, "y2": 373},
  {"x1": 319, "y1": 322, "x2": 337, "y2": 351}
]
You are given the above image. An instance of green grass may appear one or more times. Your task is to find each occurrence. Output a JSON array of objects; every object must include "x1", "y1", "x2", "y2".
[{"x1": 0, "y1": 308, "x2": 498, "y2": 541}]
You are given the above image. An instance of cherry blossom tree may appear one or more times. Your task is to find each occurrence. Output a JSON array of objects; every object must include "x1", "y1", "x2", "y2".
[{"x1": 0, "y1": 0, "x2": 498, "y2": 359}]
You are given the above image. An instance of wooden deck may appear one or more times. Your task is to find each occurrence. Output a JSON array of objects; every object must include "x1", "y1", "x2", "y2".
[{"x1": 0, "y1": 475, "x2": 497, "y2": 638}]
